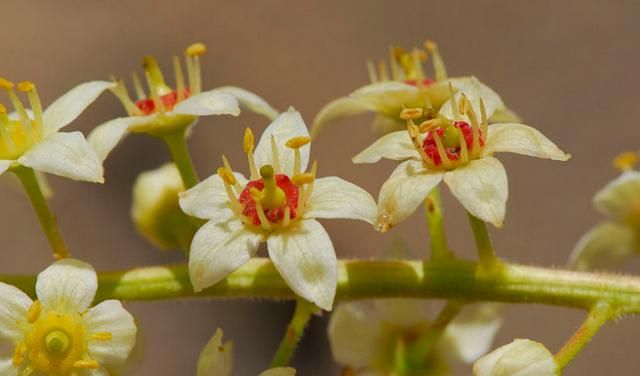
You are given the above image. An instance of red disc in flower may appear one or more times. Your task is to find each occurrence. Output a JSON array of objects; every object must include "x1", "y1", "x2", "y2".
[
  {"x1": 403, "y1": 78, "x2": 435, "y2": 87},
  {"x1": 422, "y1": 121, "x2": 484, "y2": 166},
  {"x1": 135, "y1": 88, "x2": 191, "y2": 115},
  {"x1": 238, "y1": 174, "x2": 300, "y2": 225}
]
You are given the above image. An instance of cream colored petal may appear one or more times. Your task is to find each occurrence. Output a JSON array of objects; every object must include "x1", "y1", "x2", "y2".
[
  {"x1": 19, "y1": 131, "x2": 104, "y2": 183},
  {"x1": 43, "y1": 81, "x2": 115, "y2": 135},
  {"x1": 36, "y1": 259, "x2": 98, "y2": 313},
  {"x1": 569, "y1": 222, "x2": 637, "y2": 271},
  {"x1": 373, "y1": 299, "x2": 430, "y2": 327},
  {"x1": 259, "y1": 368, "x2": 297, "y2": 376},
  {"x1": 305, "y1": 176, "x2": 377, "y2": 224},
  {"x1": 197, "y1": 328, "x2": 233, "y2": 376},
  {"x1": 351, "y1": 82, "x2": 423, "y2": 117},
  {"x1": 371, "y1": 114, "x2": 405, "y2": 136},
  {"x1": 209, "y1": 86, "x2": 279, "y2": 120},
  {"x1": 473, "y1": 339, "x2": 558, "y2": 376},
  {"x1": 328, "y1": 301, "x2": 383, "y2": 368},
  {"x1": 179, "y1": 173, "x2": 247, "y2": 221},
  {"x1": 0, "y1": 160, "x2": 13, "y2": 176},
  {"x1": 0, "y1": 282, "x2": 32, "y2": 342},
  {"x1": 483, "y1": 123, "x2": 570, "y2": 161},
  {"x1": 439, "y1": 77, "x2": 504, "y2": 120},
  {"x1": 593, "y1": 171, "x2": 640, "y2": 222},
  {"x1": 254, "y1": 108, "x2": 310, "y2": 175},
  {"x1": 444, "y1": 157, "x2": 508, "y2": 228},
  {"x1": 377, "y1": 160, "x2": 444, "y2": 230},
  {"x1": 78, "y1": 367, "x2": 109, "y2": 376},
  {"x1": 488, "y1": 107, "x2": 521, "y2": 124},
  {"x1": 440, "y1": 303, "x2": 503, "y2": 363},
  {"x1": 311, "y1": 96, "x2": 376, "y2": 138},
  {"x1": 352, "y1": 131, "x2": 419, "y2": 164},
  {"x1": 0, "y1": 356, "x2": 16, "y2": 376},
  {"x1": 189, "y1": 218, "x2": 262, "y2": 292},
  {"x1": 84, "y1": 300, "x2": 137, "y2": 365},
  {"x1": 88, "y1": 116, "x2": 153, "y2": 162},
  {"x1": 172, "y1": 90, "x2": 240, "y2": 117},
  {"x1": 267, "y1": 219, "x2": 337, "y2": 310}
]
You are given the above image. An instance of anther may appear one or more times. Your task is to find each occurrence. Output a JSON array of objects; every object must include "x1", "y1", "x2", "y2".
[
  {"x1": 244, "y1": 128, "x2": 255, "y2": 153},
  {"x1": 418, "y1": 118, "x2": 441, "y2": 133},
  {"x1": 613, "y1": 151, "x2": 638, "y2": 171},
  {"x1": 17, "y1": 81, "x2": 34, "y2": 92},
  {"x1": 73, "y1": 360, "x2": 100, "y2": 369},
  {"x1": 91, "y1": 332, "x2": 113, "y2": 341},
  {"x1": 217, "y1": 167, "x2": 237, "y2": 185},
  {"x1": 142, "y1": 55, "x2": 171, "y2": 95},
  {"x1": 292, "y1": 172, "x2": 314, "y2": 186},
  {"x1": 458, "y1": 94, "x2": 470, "y2": 114},
  {"x1": 399, "y1": 108, "x2": 424, "y2": 120},
  {"x1": 186, "y1": 43, "x2": 207, "y2": 57},
  {"x1": 27, "y1": 300, "x2": 41, "y2": 323},
  {"x1": 0, "y1": 77, "x2": 14, "y2": 90},
  {"x1": 285, "y1": 136, "x2": 311, "y2": 149},
  {"x1": 12, "y1": 342, "x2": 27, "y2": 367}
]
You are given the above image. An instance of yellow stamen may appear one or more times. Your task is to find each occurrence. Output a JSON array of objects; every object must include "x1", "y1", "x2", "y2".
[
  {"x1": 270, "y1": 135, "x2": 280, "y2": 172},
  {"x1": 218, "y1": 167, "x2": 242, "y2": 213},
  {"x1": 142, "y1": 55, "x2": 171, "y2": 95},
  {"x1": 144, "y1": 71, "x2": 165, "y2": 113},
  {"x1": 366, "y1": 60, "x2": 378, "y2": 83},
  {"x1": 244, "y1": 128, "x2": 255, "y2": 153},
  {"x1": 0, "y1": 103, "x2": 6, "y2": 113},
  {"x1": 399, "y1": 107, "x2": 424, "y2": 120},
  {"x1": 259, "y1": 165, "x2": 286, "y2": 210},
  {"x1": 458, "y1": 94, "x2": 470, "y2": 115},
  {"x1": 411, "y1": 48, "x2": 426, "y2": 85},
  {"x1": 0, "y1": 77, "x2": 14, "y2": 89},
  {"x1": 3, "y1": 83, "x2": 33, "y2": 140},
  {"x1": 18, "y1": 81, "x2": 44, "y2": 132},
  {"x1": 283, "y1": 206, "x2": 291, "y2": 227},
  {"x1": 12, "y1": 342, "x2": 27, "y2": 366},
  {"x1": 480, "y1": 98, "x2": 488, "y2": 136},
  {"x1": 17, "y1": 81, "x2": 34, "y2": 92},
  {"x1": 112, "y1": 79, "x2": 140, "y2": 116},
  {"x1": 448, "y1": 83, "x2": 460, "y2": 119},
  {"x1": 132, "y1": 72, "x2": 146, "y2": 100},
  {"x1": 460, "y1": 94, "x2": 481, "y2": 157},
  {"x1": 418, "y1": 118, "x2": 441, "y2": 133},
  {"x1": 186, "y1": 42, "x2": 207, "y2": 57},
  {"x1": 406, "y1": 120, "x2": 432, "y2": 164},
  {"x1": 456, "y1": 126, "x2": 469, "y2": 163},
  {"x1": 250, "y1": 187, "x2": 272, "y2": 230},
  {"x1": 172, "y1": 56, "x2": 186, "y2": 102},
  {"x1": 432, "y1": 131, "x2": 452, "y2": 169},
  {"x1": 378, "y1": 60, "x2": 389, "y2": 81},
  {"x1": 73, "y1": 360, "x2": 100, "y2": 369},
  {"x1": 292, "y1": 172, "x2": 314, "y2": 186},
  {"x1": 285, "y1": 136, "x2": 311, "y2": 149},
  {"x1": 298, "y1": 160, "x2": 317, "y2": 212},
  {"x1": 388, "y1": 46, "x2": 400, "y2": 81},
  {"x1": 425, "y1": 40, "x2": 448, "y2": 81},
  {"x1": 27, "y1": 300, "x2": 41, "y2": 323},
  {"x1": 91, "y1": 332, "x2": 113, "y2": 341},
  {"x1": 217, "y1": 167, "x2": 237, "y2": 185},
  {"x1": 613, "y1": 151, "x2": 638, "y2": 171}
]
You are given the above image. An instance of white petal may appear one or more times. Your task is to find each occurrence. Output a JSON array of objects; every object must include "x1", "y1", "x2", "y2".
[
  {"x1": 179, "y1": 173, "x2": 247, "y2": 221},
  {"x1": 0, "y1": 160, "x2": 13, "y2": 176},
  {"x1": 352, "y1": 131, "x2": 419, "y2": 164},
  {"x1": 484, "y1": 123, "x2": 570, "y2": 161},
  {"x1": 351, "y1": 81, "x2": 421, "y2": 113},
  {"x1": 593, "y1": 171, "x2": 640, "y2": 222},
  {"x1": 305, "y1": 176, "x2": 377, "y2": 224},
  {"x1": 172, "y1": 90, "x2": 240, "y2": 117},
  {"x1": 444, "y1": 157, "x2": 508, "y2": 228},
  {"x1": 311, "y1": 96, "x2": 377, "y2": 138},
  {"x1": 84, "y1": 300, "x2": 137, "y2": 365},
  {"x1": 197, "y1": 328, "x2": 233, "y2": 376},
  {"x1": 0, "y1": 282, "x2": 31, "y2": 342},
  {"x1": 36, "y1": 258, "x2": 98, "y2": 313},
  {"x1": 88, "y1": 116, "x2": 151, "y2": 162},
  {"x1": 254, "y1": 108, "x2": 310, "y2": 175},
  {"x1": 371, "y1": 114, "x2": 405, "y2": 136},
  {"x1": 328, "y1": 301, "x2": 383, "y2": 368},
  {"x1": 19, "y1": 131, "x2": 104, "y2": 183},
  {"x1": 189, "y1": 218, "x2": 262, "y2": 292},
  {"x1": 209, "y1": 86, "x2": 279, "y2": 120},
  {"x1": 440, "y1": 303, "x2": 503, "y2": 363},
  {"x1": 267, "y1": 219, "x2": 337, "y2": 310},
  {"x1": 439, "y1": 77, "x2": 504, "y2": 120},
  {"x1": 377, "y1": 160, "x2": 444, "y2": 230},
  {"x1": 259, "y1": 368, "x2": 297, "y2": 376},
  {"x1": 473, "y1": 339, "x2": 557, "y2": 376},
  {"x1": 43, "y1": 81, "x2": 115, "y2": 135},
  {"x1": 569, "y1": 222, "x2": 637, "y2": 271},
  {"x1": 488, "y1": 107, "x2": 521, "y2": 124}
]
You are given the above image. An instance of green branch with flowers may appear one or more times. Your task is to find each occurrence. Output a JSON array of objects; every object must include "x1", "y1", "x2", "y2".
[{"x1": 0, "y1": 40, "x2": 635, "y2": 376}]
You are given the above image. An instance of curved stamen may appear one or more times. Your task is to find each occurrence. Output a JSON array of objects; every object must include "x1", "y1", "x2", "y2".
[
  {"x1": 144, "y1": 71, "x2": 165, "y2": 113},
  {"x1": 0, "y1": 104, "x2": 16, "y2": 154},
  {"x1": 217, "y1": 167, "x2": 242, "y2": 214},
  {"x1": 378, "y1": 60, "x2": 389, "y2": 81},
  {"x1": 111, "y1": 78, "x2": 140, "y2": 116},
  {"x1": 172, "y1": 56, "x2": 186, "y2": 102},
  {"x1": 406, "y1": 119, "x2": 433, "y2": 166},
  {"x1": 243, "y1": 128, "x2": 259, "y2": 179},
  {"x1": 480, "y1": 98, "x2": 488, "y2": 139},
  {"x1": 286, "y1": 136, "x2": 311, "y2": 176},
  {"x1": 17, "y1": 81, "x2": 43, "y2": 135},
  {"x1": 448, "y1": 83, "x2": 460, "y2": 119},
  {"x1": 425, "y1": 40, "x2": 448, "y2": 81},
  {"x1": 185, "y1": 43, "x2": 206, "y2": 94},
  {"x1": 432, "y1": 130, "x2": 452, "y2": 169},
  {"x1": 459, "y1": 94, "x2": 481, "y2": 158},
  {"x1": 0, "y1": 79, "x2": 32, "y2": 141},
  {"x1": 456, "y1": 126, "x2": 469, "y2": 164},
  {"x1": 131, "y1": 72, "x2": 146, "y2": 100},
  {"x1": 249, "y1": 187, "x2": 272, "y2": 231},
  {"x1": 367, "y1": 60, "x2": 378, "y2": 84},
  {"x1": 270, "y1": 135, "x2": 280, "y2": 173}
]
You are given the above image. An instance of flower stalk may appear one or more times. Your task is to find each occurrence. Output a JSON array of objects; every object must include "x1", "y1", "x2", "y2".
[
  {"x1": 467, "y1": 212, "x2": 501, "y2": 269},
  {"x1": 270, "y1": 299, "x2": 317, "y2": 367},
  {"x1": 161, "y1": 127, "x2": 199, "y2": 189},
  {"x1": 424, "y1": 187, "x2": 454, "y2": 261}
]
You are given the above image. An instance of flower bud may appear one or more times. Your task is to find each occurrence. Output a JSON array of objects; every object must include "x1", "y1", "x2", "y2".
[{"x1": 473, "y1": 339, "x2": 557, "y2": 376}]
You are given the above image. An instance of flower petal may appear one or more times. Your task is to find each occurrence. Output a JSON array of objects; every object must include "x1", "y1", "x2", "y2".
[
  {"x1": 172, "y1": 90, "x2": 240, "y2": 117},
  {"x1": 209, "y1": 86, "x2": 279, "y2": 120},
  {"x1": 311, "y1": 96, "x2": 377, "y2": 138},
  {"x1": 444, "y1": 157, "x2": 508, "y2": 228},
  {"x1": 593, "y1": 171, "x2": 640, "y2": 223},
  {"x1": 259, "y1": 368, "x2": 297, "y2": 376},
  {"x1": 267, "y1": 219, "x2": 337, "y2": 310},
  {"x1": 352, "y1": 131, "x2": 419, "y2": 164},
  {"x1": 483, "y1": 123, "x2": 570, "y2": 161},
  {"x1": 179, "y1": 173, "x2": 247, "y2": 221},
  {"x1": 569, "y1": 222, "x2": 637, "y2": 271},
  {"x1": 439, "y1": 77, "x2": 504, "y2": 120},
  {"x1": 43, "y1": 81, "x2": 115, "y2": 135},
  {"x1": 84, "y1": 300, "x2": 137, "y2": 365},
  {"x1": 488, "y1": 107, "x2": 521, "y2": 124},
  {"x1": 0, "y1": 282, "x2": 31, "y2": 342},
  {"x1": 19, "y1": 131, "x2": 104, "y2": 183},
  {"x1": 88, "y1": 116, "x2": 152, "y2": 162},
  {"x1": 350, "y1": 82, "x2": 421, "y2": 115},
  {"x1": 0, "y1": 160, "x2": 13, "y2": 176},
  {"x1": 328, "y1": 301, "x2": 383, "y2": 368},
  {"x1": 197, "y1": 328, "x2": 233, "y2": 376},
  {"x1": 440, "y1": 303, "x2": 503, "y2": 363},
  {"x1": 305, "y1": 176, "x2": 377, "y2": 224},
  {"x1": 254, "y1": 108, "x2": 310, "y2": 176},
  {"x1": 36, "y1": 259, "x2": 98, "y2": 313},
  {"x1": 377, "y1": 160, "x2": 444, "y2": 230},
  {"x1": 473, "y1": 339, "x2": 557, "y2": 376},
  {"x1": 189, "y1": 218, "x2": 262, "y2": 292}
]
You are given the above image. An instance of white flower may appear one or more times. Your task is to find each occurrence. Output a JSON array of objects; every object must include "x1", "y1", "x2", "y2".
[
  {"x1": 328, "y1": 299, "x2": 503, "y2": 375},
  {"x1": 311, "y1": 41, "x2": 519, "y2": 137},
  {"x1": 0, "y1": 259, "x2": 137, "y2": 376},
  {"x1": 0, "y1": 78, "x2": 112, "y2": 182},
  {"x1": 88, "y1": 42, "x2": 279, "y2": 162},
  {"x1": 179, "y1": 108, "x2": 377, "y2": 310},
  {"x1": 473, "y1": 339, "x2": 558, "y2": 376},
  {"x1": 197, "y1": 328, "x2": 295, "y2": 376},
  {"x1": 354, "y1": 92, "x2": 569, "y2": 230}
]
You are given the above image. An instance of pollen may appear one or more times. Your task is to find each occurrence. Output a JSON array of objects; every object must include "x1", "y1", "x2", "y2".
[
  {"x1": 0, "y1": 77, "x2": 14, "y2": 90},
  {"x1": 285, "y1": 136, "x2": 311, "y2": 149},
  {"x1": 613, "y1": 151, "x2": 638, "y2": 171},
  {"x1": 17, "y1": 81, "x2": 35, "y2": 92},
  {"x1": 292, "y1": 172, "x2": 314, "y2": 186},
  {"x1": 400, "y1": 107, "x2": 424, "y2": 120},
  {"x1": 186, "y1": 42, "x2": 207, "y2": 57},
  {"x1": 217, "y1": 167, "x2": 237, "y2": 185},
  {"x1": 243, "y1": 128, "x2": 255, "y2": 153},
  {"x1": 27, "y1": 300, "x2": 42, "y2": 323}
]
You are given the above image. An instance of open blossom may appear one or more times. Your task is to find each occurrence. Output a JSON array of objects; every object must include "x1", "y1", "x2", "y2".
[
  {"x1": 179, "y1": 108, "x2": 377, "y2": 310},
  {"x1": 473, "y1": 339, "x2": 558, "y2": 376},
  {"x1": 329, "y1": 299, "x2": 503, "y2": 376},
  {"x1": 0, "y1": 259, "x2": 137, "y2": 376},
  {"x1": 88, "y1": 42, "x2": 278, "y2": 162},
  {"x1": 311, "y1": 41, "x2": 518, "y2": 137},
  {"x1": 197, "y1": 328, "x2": 295, "y2": 376},
  {"x1": 354, "y1": 90, "x2": 570, "y2": 230},
  {"x1": 0, "y1": 78, "x2": 111, "y2": 182}
]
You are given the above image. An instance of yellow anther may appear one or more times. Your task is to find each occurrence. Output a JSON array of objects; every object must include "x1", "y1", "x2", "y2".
[
  {"x1": 243, "y1": 128, "x2": 255, "y2": 153},
  {"x1": 142, "y1": 55, "x2": 159, "y2": 71},
  {"x1": 249, "y1": 187, "x2": 264, "y2": 202},
  {"x1": 217, "y1": 167, "x2": 237, "y2": 185},
  {"x1": 73, "y1": 360, "x2": 100, "y2": 369},
  {"x1": 0, "y1": 77, "x2": 14, "y2": 90},
  {"x1": 418, "y1": 118, "x2": 441, "y2": 133},
  {"x1": 12, "y1": 342, "x2": 26, "y2": 366},
  {"x1": 285, "y1": 136, "x2": 311, "y2": 149},
  {"x1": 292, "y1": 172, "x2": 314, "y2": 186},
  {"x1": 424, "y1": 40, "x2": 438, "y2": 52},
  {"x1": 27, "y1": 300, "x2": 41, "y2": 323},
  {"x1": 399, "y1": 108, "x2": 424, "y2": 120},
  {"x1": 458, "y1": 94, "x2": 470, "y2": 114},
  {"x1": 392, "y1": 46, "x2": 406, "y2": 61},
  {"x1": 0, "y1": 103, "x2": 6, "y2": 113},
  {"x1": 186, "y1": 42, "x2": 207, "y2": 57},
  {"x1": 613, "y1": 151, "x2": 638, "y2": 171},
  {"x1": 17, "y1": 81, "x2": 35, "y2": 92},
  {"x1": 91, "y1": 332, "x2": 113, "y2": 341}
]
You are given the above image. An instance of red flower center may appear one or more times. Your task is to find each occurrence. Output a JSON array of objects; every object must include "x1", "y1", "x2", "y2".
[
  {"x1": 135, "y1": 88, "x2": 191, "y2": 115},
  {"x1": 238, "y1": 174, "x2": 300, "y2": 225},
  {"x1": 422, "y1": 121, "x2": 484, "y2": 166},
  {"x1": 404, "y1": 78, "x2": 434, "y2": 87}
]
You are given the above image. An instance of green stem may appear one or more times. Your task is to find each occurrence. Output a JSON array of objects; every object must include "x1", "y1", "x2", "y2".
[
  {"x1": 555, "y1": 301, "x2": 611, "y2": 372},
  {"x1": 12, "y1": 166, "x2": 69, "y2": 259},
  {"x1": 424, "y1": 188, "x2": 453, "y2": 261},
  {"x1": 466, "y1": 212, "x2": 501, "y2": 269},
  {"x1": 161, "y1": 128, "x2": 199, "y2": 189},
  {"x1": 270, "y1": 299, "x2": 316, "y2": 367}
]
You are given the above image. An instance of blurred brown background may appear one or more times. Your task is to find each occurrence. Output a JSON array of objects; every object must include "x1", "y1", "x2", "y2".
[{"x1": 1, "y1": 0, "x2": 639, "y2": 374}]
